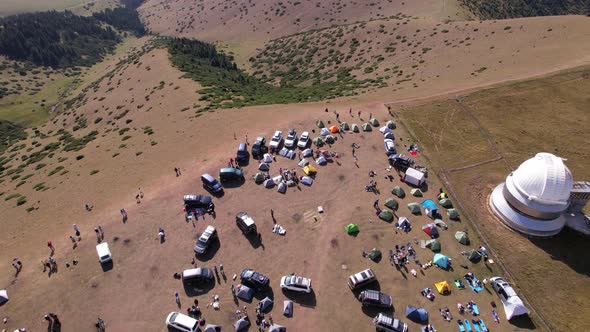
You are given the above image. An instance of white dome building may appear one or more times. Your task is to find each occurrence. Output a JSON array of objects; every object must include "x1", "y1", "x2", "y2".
[{"x1": 490, "y1": 152, "x2": 574, "y2": 237}]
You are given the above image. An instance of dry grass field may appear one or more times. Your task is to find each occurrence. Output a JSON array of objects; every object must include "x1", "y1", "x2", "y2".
[
  {"x1": 0, "y1": 0, "x2": 92, "y2": 16},
  {"x1": 397, "y1": 67, "x2": 590, "y2": 331}
]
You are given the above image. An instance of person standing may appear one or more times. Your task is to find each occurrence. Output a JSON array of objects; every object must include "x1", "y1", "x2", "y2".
[
  {"x1": 174, "y1": 167, "x2": 179, "y2": 177},
  {"x1": 349, "y1": 108, "x2": 352, "y2": 117},
  {"x1": 175, "y1": 292, "x2": 181, "y2": 306},
  {"x1": 73, "y1": 224, "x2": 80, "y2": 239},
  {"x1": 369, "y1": 112, "x2": 373, "y2": 119},
  {"x1": 47, "y1": 241, "x2": 54, "y2": 255},
  {"x1": 94, "y1": 228, "x2": 101, "y2": 242},
  {"x1": 358, "y1": 110, "x2": 362, "y2": 118},
  {"x1": 98, "y1": 226, "x2": 104, "y2": 240},
  {"x1": 245, "y1": 134, "x2": 249, "y2": 145}
]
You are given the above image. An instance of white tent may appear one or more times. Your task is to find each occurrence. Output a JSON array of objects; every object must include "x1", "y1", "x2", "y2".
[
  {"x1": 320, "y1": 128, "x2": 330, "y2": 136},
  {"x1": 204, "y1": 324, "x2": 221, "y2": 332},
  {"x1": 283, "y1": 300, "x2": 293, "y2": 317},
  {"x1": 272, "y1": 175, "x2": 283, "y2": 184},
  {"x1": 504, "y1": 296, "x2": 530, "y2": 320},
  {"x1": 263, "y1": 179, "x2": 275, "y2": 188},
  {"x1": 316, "y1": 156, "x2": 327, "y2": 165},
  {"x1": 259, "y1": 296, "x2": 274, "y2": 312},
  {"x1": 379, "y1": 126, "x2": 391, "y2": 134},
  {"x1": 404, "y1": 167, "x2": 425, "y2": 186},
  {"x1": 263, "y1": 153, "x2": 273, "y2": 163},
  {"x1": 277, "y1": 182, "x2": 287, "y2": 194},
  {"x1": 0, "y1": 289, "x2": 7, "y2": 304},
  {"x1": 302, "y1": 148, "x2": 313, "y2": 158},
  {"x1": 298, "y1": 159, "x2": 309, "y2": 167},
  {"x1": 269, "y1": 324, "x2": 286, "y2": 332},
  {"x1": 301, "y1": 176, "x2": 313, "y2": 186}
]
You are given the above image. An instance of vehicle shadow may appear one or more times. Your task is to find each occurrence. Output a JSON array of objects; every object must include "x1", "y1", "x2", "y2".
[
  {"x1": 195, "y1": 239, "x2": 220, "y2": 262},
  {"x1": 183, "y1": 280, "x2": 215, "y2": 297},
  {"x1": 245, "y1": 232, "x2": 264, "y2": 250},
  {"x1": 361, "y1": 303, "x2": 394, "y2": 318},
  {"x1": 222, "y1": 177, "x2": 246, "y2": 188},
  {"x1": 282, "y1": 288, "x2": 317, "y2": 308},
  {"x1": 100, "y1": 261, "x2": 114, "y2": 272},
  {"x1": 253, "y1": 286, "x2": 275, "y2": 302}
]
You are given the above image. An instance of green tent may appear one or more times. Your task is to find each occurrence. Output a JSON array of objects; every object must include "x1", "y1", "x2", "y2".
[
  {"x1": 378, "y1": 209, "x2": 394, "y2": 222},
  {"x1": 252, "y1": 173, "x2": 265, "y2": 184},
  {"x1": 426, "y1": 239, "x2": 441, "y2": 252},
  {"x1": 411, "y1": 188, "x2": 423, "y2": 197},
  {"x1": 386, "y1": 120, "x2": 396, "y2": 129},
  {"x1": 325, "y1": 135, "x2": 335, "y2": 144},
  {"x1": 369, "y1": 118, "x2": 380, "y2": 126},
  {"x1": 340, "y1": 122, "x2": 350, "y2": 131},
  {"x1": 447, "y1": 208, "x2": 459, "y2": 219},
  {"x1": 455, "y1": 231, "x2": 469, "y2": 245},
  {"x1": 362, "y1": 123, "x2": 372, "y2": 132},
  {"x1": 313, "y1": 137, "x2": 324, "y2": 147},
  {"x1": 466, "y1": 249, "x2": 482, "y2": 262},
  {"x1": 316, "y1": 120, "x2": 325, "y2": 128},
  {"x1": 439, "y1": 198, "x2": 453, "y2": 208},
  {"x1": 345, "y1": 223, "x2": 359, "y2": 234},
  {"x1": 351, "y1": 123, "x2": 360, "y2": 133},
  {"x1": 391, "y1": 186, "x2": 406, "y2": 198},
  {"x1": 384, "y1": 198, "x2": 399, "y2": 210},
  {"x1": 407, "y1": 202, "x2": 421, "y2": 214},
  {"x1": 367, "y1": 248, "x2": 382, "y2": 261}
]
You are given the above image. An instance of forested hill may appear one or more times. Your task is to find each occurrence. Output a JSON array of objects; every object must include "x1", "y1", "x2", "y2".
[
  {"x1": 93, "y1": 0, "x2": 146, "y2": 36},
  {"x1": 0, "y1": 11, "x2": 120, "y2": 67},
  {"x1": 460, "y1": 0, "x2": 590, "y2": 19}
]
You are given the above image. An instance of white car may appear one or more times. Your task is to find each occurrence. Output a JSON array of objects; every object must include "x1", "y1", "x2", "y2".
[
  {"x1": 269, "y1": 130, "x2": 283, "y2": 149},
  {"x1": 166, "y1": 312, "x2": 199, "y2": 332},
  {"x1": 297, "y1": 131, "x2": 310, "y2": 148},
  {"x1": 384, "y1": 139, "x2": 396, "y2": 155},
  {"x1": 280, "y1": 274, "x2": 312, "y2": 293},
  {"x1": 284, "y1": 128, "x2": 297, "y2": 148}
]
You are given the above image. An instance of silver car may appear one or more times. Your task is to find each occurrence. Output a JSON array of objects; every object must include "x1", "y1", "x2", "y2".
[{"x1": 297, "y1": 131, "x2": 310, "y2": 148}]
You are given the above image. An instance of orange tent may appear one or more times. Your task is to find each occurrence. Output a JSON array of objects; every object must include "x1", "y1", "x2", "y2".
[{"x1": 328, "y1": 125, "x2": 339, "y2": 133}]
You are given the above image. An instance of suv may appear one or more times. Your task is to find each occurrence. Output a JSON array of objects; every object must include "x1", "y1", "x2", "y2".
[
  {"x1": 251, "y1": 137, "x2": 267, "y2": 157},
  {"x1": 373, "y1": 313, "x2": 408, "y2": 332},
  {"x1": 194, "y1": 225, "x2": 217, "y2": 255},
  {"x1": 236, "y1": 211, "x2": 257, "y2": 234},
  {"x1": 182, "y1": 267, "x2": 214, "y2": 285},
  {"x1": 359, "y1": 290, "x2": 392, "y2": 308},
  {"x1": 240, "y1": 269, "x2": 270, "y2": 290},
  {"x1": 284, "y1": 129, "x2": 297, "y2": 148},
  {"x1": 297, "y1": 131, "x2": 310, "y2": 148},
  {"x1": 384, "y1": 139, "x2": 396, "y2": 155},
  {"x1": 201, "y1": 173, "x2": 223, "y2": 193},
  {"x1": 166, "y1": 312, "x2": 199, "y2": 332},
  {"x1": 280, "y1": 274, "x2": 312, "y2": 293},
  {"x1": 269, "y1": 130, "x2": 283, "y2": 149},
  {"x1": 219, "y1": 168, "x2": 244, "y2": 183},
  {"x1": 348, "y1": 268, "x2": 376, "y2": 290},
  {"x1": 183, "y1": 195, "x2": 213, "y2": 210},
  {"x1": 236, "y1": 142, "x2": 249, "y2": 163}
]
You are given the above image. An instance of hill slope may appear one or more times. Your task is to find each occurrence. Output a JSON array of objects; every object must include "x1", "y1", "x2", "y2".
[{"x1": 461, "y1": 0, "x2": 590, "y2": 19}]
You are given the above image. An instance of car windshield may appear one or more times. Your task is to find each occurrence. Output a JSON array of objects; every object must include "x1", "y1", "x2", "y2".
[
  {"x1": 271, "y1": 137, "x2": 279, "y2": 141},
  {"x1": 197, "y1": 239, "x2": 207, "y2": 246}
]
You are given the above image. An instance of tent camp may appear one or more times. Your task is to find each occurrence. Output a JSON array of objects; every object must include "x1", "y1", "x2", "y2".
[
  {"x1": 252, "y1": 173, "x2": 265, "y2": 184},
  {"x1": 367, "y1": 248, "x2": 382, "y2": 261},
  {"x1": 316, "y1": 156, "x2": 327, "y2": 165},
  {"x1": 269, "y1": 324, "x2": 286, "y2": 332},
  {"x1": 325, "y1": 135, "x2": 335, "y2": 144},
  {"x1": 234, "y1": 317, "x2": 251, "y2": 331},
  {"x1": 300, "y1": 176, "x2": 313, "y2": 186},
  {"x1": 379, "y1": 126, "x2": 391, "y2": 134},
  {"x1": 455, "y1": 231, "x2": 470, "y2": 245},
  {"x1": 303, "y1": 165, "x2": 317, "y2": 175},
  {"x1": 391, "y1": 186, "x2": 406, "y2": 198},
  {"x1": 351, "y1": 123, "x2": 360, "y2": 132},
  {"x1": 466, "y1": 249, "x2": 482, "y2": 262},
  {"x1": 411, "y1": 188, "x2": 423, "y2": 197},
  {"x1": 422, "y1": 223, "x2": 439, "y2": 238},
  {"x1": 315, "y1": 120, "x2": 325, "y2": 128},
  {"x1": 434, "y1": 281, "x2": 451, "y2": 295},
  {"x1": 383, "y1": 132, "x2": 395, "y2": 140},
  {"x1": 345, "y1": 223, "x2": 359, "y2": 234},
  {"x1": 313, "y1": 137, "x2": 324, "y2": 147},
  {"x1": 340, "y1": 122, "x2": 350, "y2": 131},
  {"x1": 328, "y1": 125, "x2": 339, "y2": 133},
  {"x1": 384, "y1": 198, "x2": 399, "y2": 210},
  {"x1": 386, "y1": 120, "x2": 396, "y2": 129},
  {"x1": 369, "y1": 118, "x2": 380, "y2": 126},
  {"x1": 283, "y1": 300, "x2": 293, "y2": 317},
  {"x1": 258, "y1": 163, "x2": 270, "y2": 171},
  {"x1": 259, "y1": 297, "x2": 274, "y2": 312},
  {"x1": 263, "y1": 179, "x2": 275, "y2": 189},
  {"x1": 421, "y1": 199, "x2": 439, "y2": 219},
  {"x1": 406, "y1": 305, "x2": 429, "y2": 323},
  {"x1": 407, "y1": 202, "x2": 421, "y2": 214},
  {"x1": 447, "y1": 208, "x2": 459, "y2": 219},
  {"x1": 263, "y1": 153, "x2": 273, "y2": 163},
  {"x1": 433, "y1": 253, "x2": 450, "y2": 269},
  {"x1": 236, "y1": 285, "x2": 254, "y2": 301},
  {"x1": 302, "y1": 148, "x2": 313, "y2": 158},
  {"x1": 404, "y1": 168, "x2": 426, "y2": 187},
  {"x1": 362, "y1": 123, "x2": 372, "y2": 131},
  {"x1": 425, "y1": 239, "x2": 441, "y2": 252},
  {"x1": 277, "y1": 182, "x2": 287, "y2": 194},
  {"x1": 298, "y1": 159, "x2": 309, "y2": 168},
  {"x1": 396, "y1": 217, "x2": 411, "y2": 232},
  {"x1": 0, "y1": 290, "x2": 7, "y2": 305},
  {"x1": 439, "y1": 198, "x2": 453, "y2": 208},
  {"x1": 320, "y1": 127, "x2": 330, "y2": 136},
  {"x1": 378, "y1": 209, "x2": 394, "y2": 222},
  {"x1": 490, "y1": 277, "x2": 530, "y2": 320},
  {"x1": 204, "y1": 324, "x2": 222, "y2": 332}
]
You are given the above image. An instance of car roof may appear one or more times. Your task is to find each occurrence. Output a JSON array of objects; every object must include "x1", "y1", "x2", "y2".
[
  {"x1": 352, "y1": 269, "x2": 375, "y2": 282},
  {"x1": 201, "y1": 173, "x2": 216, "y2": 181},
  {"x1": 220, "y1": 167, "x2": 242, "y2": 174},
  {"x1": 274, "y1": 130, "x2": 282, "y2": 135},
  {"x1": 172, "y1": 312, "x2": 198, "y2": 328},
  {"x1": 362, "y1": 290, "x2": 381, "y2": 300},
  {"x1": 237, "y1": 212, "x2": 255, "y2": 226},
  {"x1": 200, "y1": 225, "x2": 216, "y2": 239}
]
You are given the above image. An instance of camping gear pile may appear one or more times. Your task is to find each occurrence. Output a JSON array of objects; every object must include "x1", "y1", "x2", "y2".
[
  {"x1": 421, "y1": 287, "x2": 436, "y2": 301},
  {"x1": 464, "y1": 273, "x2": 484, "y2": 293},
  {"x1": 439, "y1": 307, "x2": 453, "y2": 321}
]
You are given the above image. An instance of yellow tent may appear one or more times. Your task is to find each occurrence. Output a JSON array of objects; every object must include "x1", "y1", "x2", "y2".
[
  {"x1": 434, "y1": 281, "x2": 451, "y2": 295},
  {"x1": 303, "y1": 165, "x2": 317, "y2": 175}
]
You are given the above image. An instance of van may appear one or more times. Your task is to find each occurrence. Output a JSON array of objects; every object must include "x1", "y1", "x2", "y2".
[
  {"x1": 166, "y1": 312, "x2": 199, "y2": 332},
  {"x1": 236, "y1": 142, "x2": 249, "y2": 163},
  {"x1": 96, "y1": 243, "x2": 112, "y2": 264},
  {"x1": 373, "y1": 313, "x2": 408, "y2": 332},
  {"x1": 347, "y1": 268, "x2": 376, "y2": 290},
  {"x1": 236, "y1": 211, "x2": 257, "y2": 234},
  {"x1": 182, "y1": 267, "x2": 214, "y2": 284},
  {"x1": 219, "y1": 168, "x2": 244, "y2": 183}
]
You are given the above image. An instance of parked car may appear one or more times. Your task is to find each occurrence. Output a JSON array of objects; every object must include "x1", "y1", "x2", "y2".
[
  {"x1": 236, "y1": 142, "x2": 249, "y2": 163},
  {"x1": 280, "y1": 274, "x2": 312, "y2": 293},
  {"x1": 181, "y1": 267, "x2": 214, "y2": 285},
  {"x1": 96, "y1": 243, "x2": 112, "y2": 264},
  {"x1": 183, "y1": 195, "x2": 213, "y2": 210},
  {"x1": 373, "y1": 313, "x2": 408, "y2": 332},
  {"x1": 359, "y1": 290, "x2": 392, "y2": 308},
  {"x1": 201, "y1": 173, "x2": 223, "y2": 193},
  {"x1": 236, "y1": 211, "x2": 257, "y2": 234},
  {"x1": 284, "y1": 129, "x2": 297, "y2": 148},
  {"x1": 269, "y1": 130, "x2": 283, "y2": 149},
  {"x1": 348, "y1": 268, "x2": 376, "y2": 290},
  {"x1": 251, "y1": 136, "x2": 267, "y2": 157},
  {"x1": 166, "y1": 312, "x2": 199, "y2": 332},
  {"x1": 219, "y1": 168, "x2": 244, "y2": 183},
  {"x1": 240, "y1": 269, "x2": 270, "y2": 290},
  {"x1": 297, "y1": 131, "x2": 310, "y2": 148},
  {"x1": 194, "y1": 225, "x2": 217, "y2": 255},
  {"x1": 384, "y1": 139, "x2": 396, "y2": 155}
]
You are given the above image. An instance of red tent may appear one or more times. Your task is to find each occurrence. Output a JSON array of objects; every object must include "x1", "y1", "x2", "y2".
[
  {"x1": 328, "y1": 125, "x2": 339, "y2": 133},
  {"x1": 421, "y1": 223, "x2": 439, "y2": 238}
]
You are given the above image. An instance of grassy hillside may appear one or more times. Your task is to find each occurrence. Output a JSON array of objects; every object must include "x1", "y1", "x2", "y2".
[{"x1": 460, "y1": 0, "x2": 590, "y2": 19}]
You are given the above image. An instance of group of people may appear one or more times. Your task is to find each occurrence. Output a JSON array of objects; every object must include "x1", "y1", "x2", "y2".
[{"x1": 44, "y1": 313, "x2": 61, "y2": 332}]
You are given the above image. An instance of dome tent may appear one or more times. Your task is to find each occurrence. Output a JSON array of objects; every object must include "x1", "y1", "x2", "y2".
[
  {"x1": 252, "y1": 173, "x2": 265, "y2": 184},
  {"x1": 283, "y1": 300, "x2": 293, "y2": 317},
  {"x1": 369, "y1": 118, "x2": 380, "y2": 126},
  {"x1": 433, "y1": 253, "x2": 449, "y2": 269},
  {"x1": 466, "y1": 249, "x2": 482, "y2": 262},
  {"x1": 340, "y1": 122, "x2": 350, "y2": 130},
  {"x1": 315, "y1": 120, "x2": 325, "y2": 128},
  {"x1": 324, "y1": 135, "x2": 335, "y2": 144},
  {"x1": 421, "y1": 223, "x2": 439, "y2": 238},
  {"x1": 455, "y1": 231, "x2": 469, "y2": 245},
  {"x1": 384, "y1": 198, "x2": 399, "y2": 210},
  {"x1": 328, "y1": 125, "x2": 339, "y2": 133},
  {"x1": 447, "y1": 208, "x2": 459, "y2": 219},
  {"x1": 379, "y1": 209, "x2": 394, "y2": 222},
  {"x1": 0, "y1": 289, "x2": 7, "y2": 305},
  {"x1": 259, "y1": 297, "x2": 274, "y2": 312},
  {"x1": 391, "y1": 186, "x2": 406, "y2": 198},
  {"x1": 263, "y1": 179, "x2": 275, "y2": 188},
  {"x1": 407, "y1": 202, "x2": 421, "y2": 214},
  {"x1": 406, "y1": 305, "x2": 428, "y2": 323},
  {"x1": 411, "y1": 188, "x2": 423, "y2": 197},
  {"x1": 269, "y1": 324, "x2": 286, "y2": 332},
  {"x1": 234, "y1": 316, "x2": 250, "y2": 331},
  {"x1": 367, "y1": 248, "x2": 382, "y2": 261},
  {"x1": 277, "y1": 182, "x2": 287, "y2": 194},
  {"x1": 313, "y1": 137, "x2": 324, "y2": 147},
  {"x1": 351, "y1": 123, "x2": 360, "y2": 132},
  {"x1": 439, "y1": 198, "x2": 453, "y2": 208},
  {"x1": 204, "y1": 324, "x2": 222, "y2": 332},
  {"x1": 258, "y1": 163, "x2": 270, "y2": 171},
  {"x1": 345, "y1": 223, "x2": 359, "y2": 234},
  {"x1": 386, "y1": 120, "x2": 396, "y2": 129},
  {"x1": 426, "y1": 239, "x2": 441, "y2": 252},
  {"x1": 263, "y1": 153, "x2": 273, "y2": 163},
  {"x1": 320, "y1": 127, "x2": 330, "y2": 136},
  {"x1": 434, "y1": 281, "x2": 451, "y2": 295},
  {"x1": 362, "y1": 123, "x2": 372, "y2": 131}
]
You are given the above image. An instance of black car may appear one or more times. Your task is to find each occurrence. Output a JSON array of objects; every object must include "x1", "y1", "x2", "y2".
[
  {"x1": 201, "y1": 173, "x2": 223, "y2": 193},
  {"x1": 358, "y1": 290, "x2": 393, "y2": 308},
  {"x1": 240, "y1": 269, "x2": 270, "y2": 290},
  {"x1": 184, "y1": 194, "x2": 213, "y2": 210},
  {"x1": 251, "y1": 137, "x2": 267, "y2": 158},
  {"x1": 236, "y1": 142, "x2": 249, "y2": 163}
]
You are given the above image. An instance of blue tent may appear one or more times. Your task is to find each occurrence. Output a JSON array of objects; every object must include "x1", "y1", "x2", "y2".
[
  {"x1": 421, "y1": 199, "x2": 438, "y2": 211},
  {"x1": 433, "y1": 253, "x2": 449, "y2": 269},
  {"x1": 406, "y1": 305, "x2": 429, "y2": 323}
]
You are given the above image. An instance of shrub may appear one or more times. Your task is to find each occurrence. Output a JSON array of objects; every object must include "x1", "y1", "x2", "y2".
[{"x1": 90, "y1": 169, "x2": 99, "y2": 175}]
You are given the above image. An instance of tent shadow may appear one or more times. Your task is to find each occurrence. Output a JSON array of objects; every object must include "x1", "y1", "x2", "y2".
[
  {"x1": 253, "y1": 286, "x2": 275, "y2": 302},
  {"x1": 510, "y1": 314, "x2": 537, "y2": 330},
  {"x1": 195, "y1": 239, "x2": 220, "y2": 262},
  {"x1": 529, "y1": 227, "x2": 590, "y2": 277},
  {"x1": 282, "y1": 289, "x2": 317, "y2": 308}
]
